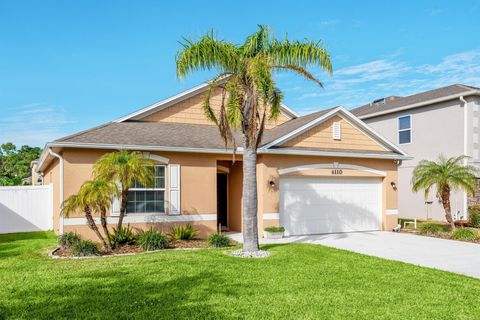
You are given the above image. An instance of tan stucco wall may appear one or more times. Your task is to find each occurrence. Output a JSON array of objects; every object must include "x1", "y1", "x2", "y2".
[
  {"x1": 140, "y1": 87, "x2": 291, "y2": 129},
  {"x1": 43, "y1": 157, "x2": 61, "y2": 233},
  {"x1": 282, "y1": 115, "x2": 385, "y2": 152},
  {"x1": 52, "y1": 147, "x2": 399, "y2": 240}
]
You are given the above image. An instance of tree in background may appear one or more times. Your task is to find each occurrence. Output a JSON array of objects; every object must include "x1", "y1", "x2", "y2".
[
  {"x1": 412, "y1": 155, "x2": 479, "y2": 229},
  {"x1": 176, "y1": 25, "x2": 332, "y2": 252},
  {"x1": 0, "y1": 143, "x2": 41, "y2": 186}
]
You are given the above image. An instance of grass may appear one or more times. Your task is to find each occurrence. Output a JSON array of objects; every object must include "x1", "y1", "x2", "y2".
[{"x1": 1, "y1": 232, "x2": 480, "y2": 319}]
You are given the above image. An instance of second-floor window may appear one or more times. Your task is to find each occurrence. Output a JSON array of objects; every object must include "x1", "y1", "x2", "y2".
[{"x1": 398, "y1": 115, "x2": 411, "y2": 144}]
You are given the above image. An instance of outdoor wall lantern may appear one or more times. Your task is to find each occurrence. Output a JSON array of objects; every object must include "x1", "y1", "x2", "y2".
[
  {"x1": 269, "y1": 180, "x2": 276, "y2": 188},
  {"x1": 390, "y1": 181, "x2": 397, "y2": 190}
]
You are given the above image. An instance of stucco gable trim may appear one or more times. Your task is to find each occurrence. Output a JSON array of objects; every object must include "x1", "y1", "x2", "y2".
[
  {"x1": 261, "y1": 107, "x2": 409, "y2": 156},
  {"x1": 113, "y1": 79, "x2": 299, "y2": 123},
  {"x1": 278, "y1": 163, "x2": 387, "y2": 177}
]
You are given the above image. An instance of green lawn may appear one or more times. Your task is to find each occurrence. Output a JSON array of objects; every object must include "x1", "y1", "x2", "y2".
[{"x1": 1, "y1": 232, "x2": 480, "y2": 319}]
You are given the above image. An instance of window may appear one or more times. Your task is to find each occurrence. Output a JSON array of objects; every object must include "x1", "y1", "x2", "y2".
[
  {"x1": 127, "y1": 166, "x2": 166, "y2": 214},
  {"x1": 398, "y1": 115, "x2": 411, "y2": 144}
]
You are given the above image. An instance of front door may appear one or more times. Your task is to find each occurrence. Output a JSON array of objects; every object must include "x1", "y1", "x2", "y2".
[{"x1": 217, "y1": 173, "x2": 228, "y2": 229}]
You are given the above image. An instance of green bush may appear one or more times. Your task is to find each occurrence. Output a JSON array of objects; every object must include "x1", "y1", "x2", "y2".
[
  {"x1": 137, "y1": 229, "x2": 168, "y2": 251},
  {"x1": 70, "y1": 240, "x2": 100, "y2": 257},
  {"x1": 264, "y1": 226, "x2": 285, "y2": 233},
  {"x1": 469, "y1": 205, "x2": 480, "y2": 228},
  {"x1": 169, "y1": 224, "x2": 199, "y2": 240},
  {"x1": 451, "y1": 228, "x2": 479, "y2": 241},
  {"x1": 418, "y1": 222, "x2": 450, "y2": 235},
  {"x1": 57, "y1": 232, "x2": 81, "y2": 249},
  {"x1": 207, "y1": 233, "x2": 231, "y2": 248},
  {"x1": 110, "y1": 224, "x2": 136, "y2": 246}
]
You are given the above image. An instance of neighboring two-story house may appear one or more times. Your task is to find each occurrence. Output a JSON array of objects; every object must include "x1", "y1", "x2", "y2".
[{"x1": 351, "y1": 84, "x2": 480, "y2": 221}]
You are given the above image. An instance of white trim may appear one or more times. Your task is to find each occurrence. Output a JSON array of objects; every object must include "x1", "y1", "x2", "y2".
[
  {"x1": 263, "y1": 213, "x2": 280, "y2": 220},
  {"x1": 261, "y1": 148, "x2": 411, "y2": 160},
  {"x1": 261, "y1": 106, "x2": 409, "y2": 156},
  {"x1": 113, "y1": 79, "x2": 298, "y2": 123},
  {"x1": 358, "y1": 89, "x2": 480, "y2": 120},
  {"x1": 63, "y1": 214, "x2": 217, "y2": 226},
  {"x1": 48, "y1": 148, "x2": 64, "y2": 234},
  {"x1": 168, "y1": 164, "x2": 181, "y2": 215},
  {"x1": 142, "y1": 152, "x2": 169, "y2": 164},
  {"x1": 385, "y1": 209, "x2": 398, "y2": 215},
  {"x1": 278, "y1": 163, "x2": 387, "y2": 176},
  {"x1": 0, "y1": 185, "x2": 52, "y2": 191},
  {"x1": 398, "y1": 114, "x2": 412, "y2": 145}
]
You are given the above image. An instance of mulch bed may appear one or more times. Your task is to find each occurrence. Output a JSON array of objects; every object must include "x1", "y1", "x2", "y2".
[
  {"x1": 51, "y1": 239, "x2": 210, "y2": 259},
  {"x1": 400, "y1": 228, "x2": 480, "y2": 244}
]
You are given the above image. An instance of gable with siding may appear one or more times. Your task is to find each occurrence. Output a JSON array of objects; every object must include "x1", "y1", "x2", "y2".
[
  {"x1": 280, "y1": 115, "x2": 386, "y2": 152},
  {"x1": 139, "y1": 87, "x2": 291, "y2": 129}
]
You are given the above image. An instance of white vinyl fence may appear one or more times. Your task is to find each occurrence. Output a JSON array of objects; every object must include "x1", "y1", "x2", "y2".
[{"x1": 0, "y1": 185, "x2": 53, "y2": 234}]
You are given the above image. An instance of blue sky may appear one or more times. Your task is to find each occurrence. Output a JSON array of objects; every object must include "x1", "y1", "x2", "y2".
[{"x1": 1, "y1": 0, "x2": 480, "y2": 147}]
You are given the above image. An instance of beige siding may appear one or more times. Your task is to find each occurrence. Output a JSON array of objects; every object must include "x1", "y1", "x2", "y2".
[
  {"x1": 282, "y1": 115, "x2": 386, "y2": 151},
  {"x1": 140, "y1": 87, "x2": 291, "y2": 129}
]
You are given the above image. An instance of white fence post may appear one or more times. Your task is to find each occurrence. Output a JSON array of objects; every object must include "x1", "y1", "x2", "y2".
[{"x1": 0, "y1": 185, "x2": 53, "y2": 234}]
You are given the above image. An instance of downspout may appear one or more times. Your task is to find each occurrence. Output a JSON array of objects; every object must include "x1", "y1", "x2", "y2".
[
  {"x1": 460, "y1": 96, "x2": 468, "y2": 219},
  {"x1": 48, "y1": 148, "x2": 64, "y2": 234}
]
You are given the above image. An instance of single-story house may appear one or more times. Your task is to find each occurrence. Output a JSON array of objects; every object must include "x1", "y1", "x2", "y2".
[{"x1": 36, "y1": 81, "x2": 410, "y2": 239}]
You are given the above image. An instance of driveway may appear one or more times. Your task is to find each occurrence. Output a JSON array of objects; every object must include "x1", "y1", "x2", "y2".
[{"x1": 228, "y1": 231, "x2": 480, "y2": 279}]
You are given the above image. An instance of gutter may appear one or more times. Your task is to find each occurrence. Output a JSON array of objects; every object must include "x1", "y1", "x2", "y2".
[
  {"x1": 358, "y1": 89, "x2": 480, "y2": 120},
  {"x1": 48, "y1": 148, "x2": 64, "y2": 234}
]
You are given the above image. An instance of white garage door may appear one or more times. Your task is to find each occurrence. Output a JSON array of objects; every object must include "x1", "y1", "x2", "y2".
[{"x1": 280, "y1": 176, "x2": 382, "y2": 236}]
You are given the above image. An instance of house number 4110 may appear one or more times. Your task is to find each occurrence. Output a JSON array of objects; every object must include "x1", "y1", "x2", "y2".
[{"x1": 332, "y1": 169, "x2": 343, "y2": 175}]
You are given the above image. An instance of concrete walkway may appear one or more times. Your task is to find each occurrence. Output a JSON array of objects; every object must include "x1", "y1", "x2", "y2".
[{"x1": 228, "y1": 231, "x2": 480, "y2": 279}]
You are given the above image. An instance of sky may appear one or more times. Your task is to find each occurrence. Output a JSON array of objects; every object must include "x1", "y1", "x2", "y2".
[{"x1": 1, "y1": 0, "x2": 480, "y2": 147}]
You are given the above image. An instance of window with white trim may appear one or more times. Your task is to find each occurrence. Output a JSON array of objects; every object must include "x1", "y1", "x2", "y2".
[
  {"x1": 127, "y1": 165, "x2": 166, "y2": 214},
  {"x1": 398, "y1": 115, "x2": 411, "y2": 144}
]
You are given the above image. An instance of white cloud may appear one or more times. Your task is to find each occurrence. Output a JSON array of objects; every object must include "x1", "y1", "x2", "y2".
[{"x1": 0, "y1": 103, "x2": 76, "y2": 147}]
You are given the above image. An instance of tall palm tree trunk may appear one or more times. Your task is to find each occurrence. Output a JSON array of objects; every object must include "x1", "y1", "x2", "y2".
[
  {"x1": 84, "y1": 206, "x2": 109, "y2": 250},
  {"x1": 117, "y1": 188, "x2": 129, "y2": 231},
  {"x1": 441, "y1": 186, "x2": 456, "y2": 229},
  {"x1": 242, "y1": 148, "x2": 260, "y2": 252},
  {"x1": 100, "y1": 208, "x2": 112, "y2": 251}
]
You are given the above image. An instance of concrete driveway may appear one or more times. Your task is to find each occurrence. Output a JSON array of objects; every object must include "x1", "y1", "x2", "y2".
[{"x1": 228, "y1": 231, "x2": 480, "y2": 279}]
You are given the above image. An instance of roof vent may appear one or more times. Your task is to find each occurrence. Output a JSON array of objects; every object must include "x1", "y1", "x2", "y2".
[{"x1": 372, "y1": 98, "x2": 387, "y2": 105}]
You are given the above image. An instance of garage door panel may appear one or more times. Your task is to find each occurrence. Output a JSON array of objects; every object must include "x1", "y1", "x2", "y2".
[{"x1": 280, "y1": 177, "x2": 382, "y2": 236}]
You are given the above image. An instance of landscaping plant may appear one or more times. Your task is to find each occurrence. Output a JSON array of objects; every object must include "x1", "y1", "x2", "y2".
[
  {"x1": 451, "y1": 228, "x2": 479, "y2": 241},
  {"x1": 264, "y1": 226, "x2": 285, "y2": 233},
  {"x1": 137, "y1": 229, "x2": 168, "y2": 251},
  {"x1": 176, "y1": 25, "x2": 332, "y2": 252},
  {"x1": 412, "y1": 155, "x2": 479, "y2": 229},
  {"x1": 110, "y1": 224, "x2": 137, "y2": 247},
  {"x1": 169, "y1": 224, "x2": 199, "y2": 240},
  {"x1": 418, "y1": 222, "x2": 450, "y2": 235},
  {"x1": 207, "y1": 233, "x2": 231, "y2": 248},
  {"x1": 57, "y1": 232, "x2": 81, "y2": 249},
  {"x1": 468, "y1": 205, "x2": 480, "y2": 228},
  {"x1": 62, "y1": 179, "x2": 119, "y2": 251},
  {"x1": 93, "y1": 150, "x2": 155, "y2": 246},
  {"x1": 70, "y1": 239, "x2": 100, "y2": 257}
]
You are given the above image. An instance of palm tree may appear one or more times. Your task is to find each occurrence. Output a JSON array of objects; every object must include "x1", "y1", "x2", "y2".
[
  {"x1": 62, "y1": 179, "x2": 118, "y2": 251},
  {"x1": 176, "y1": 25, "x2": 332, "y2": 252},
  {"x1": 93, "y1": 150, "x2": 155, "y2": 238},
  {"x1": 412, "y1": 155, "x2": 479, "y2": 229}
]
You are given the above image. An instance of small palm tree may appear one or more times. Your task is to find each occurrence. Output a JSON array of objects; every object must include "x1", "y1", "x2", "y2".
[
  {"x1": 62, "y1": 179, "x2": 118, "y2": 250},
  {"x1": 93, "y1": 150, "x2": 155, "y2": 237},
  {"x1": 412, "y1": 155, "x2": 479, "y2": 229},
  {"x1": 176, "y1": 25, "x2": 332, "y2": 252}
]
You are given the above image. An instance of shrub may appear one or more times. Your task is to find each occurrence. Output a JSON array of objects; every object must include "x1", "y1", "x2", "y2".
[
  {"x1": 110, "y1": 224, "x2": 136, "y2": 246},
  {"x1": 137, "y1": 229, "x2": 168, "y2": 251},
  {"x1": 469, "y1": 205, "x2": 480, "y2": 228},
  {"x1": 451, "y1": 228, "x2": 479, "y2": 241},
  {"x1": 58, "y1": 232, "x2": 81, "y2": 249},
  {"x1": 208, "y1": 233, "x2": 231, "y2": 248},
  {"x1": 169, "y1": 224, "x2": 199, "y2": 240},
  {"x1": 70, "y1": 240, "x2": 100, "y2": 257},
  {"x1": 418, "y1": 222, "x2": 450, "y2": 235},
  {"x1": 264, "y1": 226, "x2": 285, "y2": 233},
  {"x1": 454, "y1": 220, "x2": 470, "y2": 228}
]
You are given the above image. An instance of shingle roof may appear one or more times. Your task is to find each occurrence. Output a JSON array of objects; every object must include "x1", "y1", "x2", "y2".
[
  {"x1": 54, "y1": 108, "x2": 335, "y2": 150},
  {"x1": 351, "y1": 84, "x2": 480, "y2": 118}
]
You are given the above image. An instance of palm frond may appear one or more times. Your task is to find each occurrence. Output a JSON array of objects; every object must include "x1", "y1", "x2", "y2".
[{"x1": 274, "y1": 64, "x2": 324, "y2": 87}]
